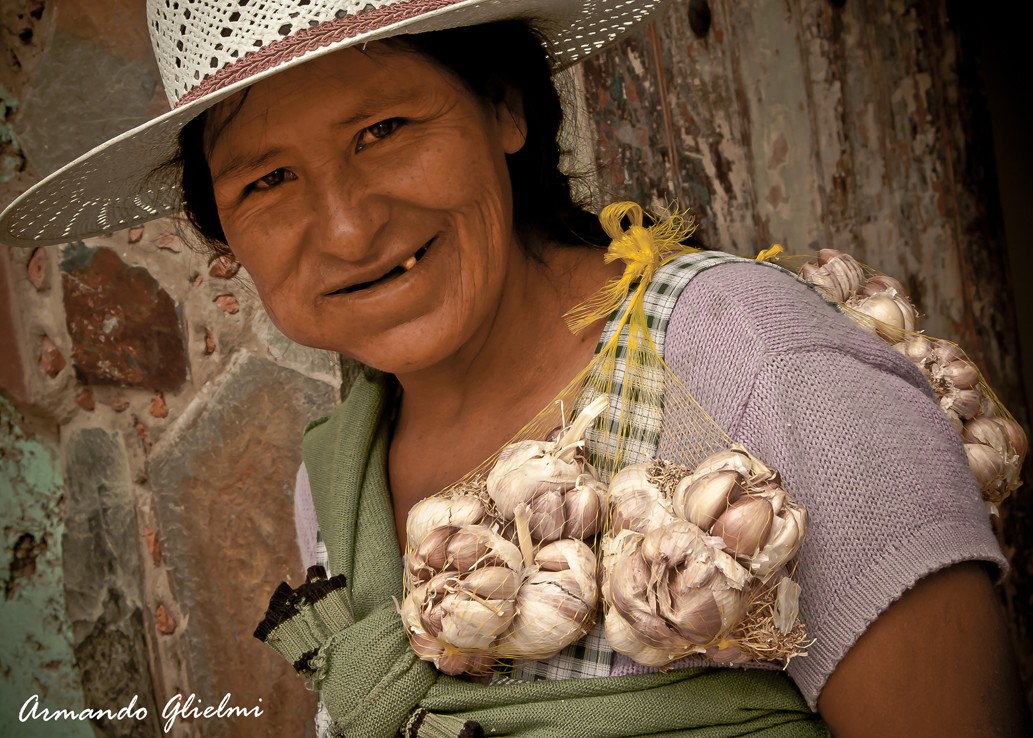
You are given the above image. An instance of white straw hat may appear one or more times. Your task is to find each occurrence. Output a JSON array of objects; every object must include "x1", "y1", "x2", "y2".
[{"x1": 0, "y1": 0, "x2": 670, "y2": 248}]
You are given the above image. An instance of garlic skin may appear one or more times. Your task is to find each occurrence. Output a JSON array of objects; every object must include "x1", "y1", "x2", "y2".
[
  {"x1": 798, "y1": 249, "x2": 866, "y2": 303},
  {"x1": 608, "y1": 463, "x2": 679, "y2": 533},
  {"x1": 673, "y1": 470, "x2": 744, "y2": 530}
]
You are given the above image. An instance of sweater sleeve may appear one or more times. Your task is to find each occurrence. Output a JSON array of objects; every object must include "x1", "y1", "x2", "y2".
[
  {"x1": 293, "y1": 462, "x2": 320, "y2": 571},
  {"x1": 661, "y1": 261, "x2": 1007, "y2": 710}
]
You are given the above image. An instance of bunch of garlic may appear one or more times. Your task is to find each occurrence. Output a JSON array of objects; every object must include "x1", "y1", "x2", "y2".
[
  {"x1": 486, "y1": 395, "x2": 610, "y2": 542},
  {"x1": 894, "y1": 335, "x2": 1027, "y2": 509},
  {"x1": 601, "y1": 448, "x2": 808, "y2": 667},
  {"x1": 797, "y1": 250, "x2": 917, "y2": 342}
]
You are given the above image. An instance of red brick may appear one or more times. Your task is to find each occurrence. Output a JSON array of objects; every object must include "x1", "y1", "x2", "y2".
[{"x1": 39, "y1": 336, "x2": 65, "y2": 378}]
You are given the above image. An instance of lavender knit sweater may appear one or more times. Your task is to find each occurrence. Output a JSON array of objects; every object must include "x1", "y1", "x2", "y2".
[{"x1": 293, "y1": 260, "x2": 1006, "y2": 710}]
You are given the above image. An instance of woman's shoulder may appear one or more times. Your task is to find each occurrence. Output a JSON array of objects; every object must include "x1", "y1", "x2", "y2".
[{"x1": 658, "y1": 253, "x2": 933, "y2": 434}]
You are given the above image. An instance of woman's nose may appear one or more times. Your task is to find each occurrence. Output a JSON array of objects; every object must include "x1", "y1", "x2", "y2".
[{"x1": 307, "y1": 169, "x2": 389, "y2": 263}]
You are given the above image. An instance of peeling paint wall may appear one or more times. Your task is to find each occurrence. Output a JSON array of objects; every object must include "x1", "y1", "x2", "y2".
[
  {"x1": 582, "y1": 0, "x2": 1031, "y2": 704},
  {"x1": 0, "y1": 397, "x2": 91, "y2": 738}
]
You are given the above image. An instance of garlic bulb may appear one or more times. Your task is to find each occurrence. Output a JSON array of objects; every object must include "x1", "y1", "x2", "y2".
[
  {"x1": 602, "y1": 521, "x2": 749, "y2": 664},
  {"x1": 798, "y1": 249, "x2": 866, "y2": 303},
  {"x1": 845, "y1": 292, "x2": 917, "y2": 342},
  {"x1": 486, "y1": 395, "x2": 610, "y2": 541},
  {"x1": 961, "y1": 415, "x2": 1026, "y2": 508},
  {"x1": 406, "y1": 492, "x2": 487, "y2": 550},
  {"x1": 497, "y1": 538, "x2": 598, "y2": 659},
  {"x1": 400, "y1": 524, "x2": 525, "y2": 675}
]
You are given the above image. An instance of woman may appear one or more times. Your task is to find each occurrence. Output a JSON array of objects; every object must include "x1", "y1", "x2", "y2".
[{"x1": 2, "y1": 1, "x2": 1028, "y2": 736}]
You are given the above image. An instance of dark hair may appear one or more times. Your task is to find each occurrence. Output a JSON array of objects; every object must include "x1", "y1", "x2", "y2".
[{"x1": 172, "y1": 19, "x2": 610, "y2": 258}]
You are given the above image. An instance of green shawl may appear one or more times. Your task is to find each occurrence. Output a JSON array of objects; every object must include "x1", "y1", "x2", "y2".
[{"x1": 257, "y1": 369, "x2": 829, "y2": 738}]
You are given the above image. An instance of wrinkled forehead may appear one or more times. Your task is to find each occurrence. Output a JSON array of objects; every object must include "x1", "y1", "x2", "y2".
[{"x1": 200, "y1": 41, "x2": 465, "y2": 153}]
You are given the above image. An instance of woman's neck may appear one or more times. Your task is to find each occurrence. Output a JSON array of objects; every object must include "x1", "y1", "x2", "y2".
[{"x1": 386, "y1": 242, "x2": 621, "y2": 547}]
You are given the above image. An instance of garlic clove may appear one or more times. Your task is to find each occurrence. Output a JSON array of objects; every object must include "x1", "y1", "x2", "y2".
[
  {"x1": 562, "y1": 475, "x2": 604, "y2": 539},
  {"x1": 962, "y1": 416, "x2": 1010, "y2": 457},
  {"x1": 940, "y1": 359, "x2": 980, "y2": 390},
  {"x1": 686, "y1": 448, "x2": 754, "y2": 480},
  {"x1": 528, "y1": 487, "x2": 566, "y2": 542},
  {"x1": 751, "y1": 506, "x2": 808, "y2": 579},
  {"x1": 459, "y1": 566, "x2": 521, "y2": 601},
  {"x1": 608, "y1": 463, "x2": 677, "y2": 533},
  {"x1": 604, "y1": 609, "x2": 688, "y2": 666},
  {"x1": 659, "y1": 586, "x2": 724, "y2": 644},
  {"x1": 408, "y1": 525, "x2": 458, "y2": 581},
  {"x1": 498, "y1": 577, "x2": 595, "y2": 659},
  {"x1": 534, "y1": 538, "x2": 598, "y2": 598},
  {"x1": 964, "y1": 442, "x2": 1005, "y2": 490},
  {"x1": 406, "y1": 495, "x2": 485, "y2": 550},
  {"x1": 993, "y1": 416, "x2": 1028, "y2": 460},
  {"x1": 451, "y1": 524, "x2": 525, "y2": 574},
  {"x1": 895, "y1": 334, "x2": 936, "y2": 368},
  {"x1": 641, "y1": 519, "x2": 709, "y2": 569},
  {"x1": 933, "y1": 341, "x2": 967, "y2": 366},
  {"x1": 940, "y1": 387, "x2": 983, "y2": 421},
  {"x1": 439, "y1": 593, "x2": 516, "y2": 651},
  {"x1": 711, "y1": 497, "x2": 774, "y2": 560},
  {"x1": 409, "y1": 632, "x2": 444, "y2": 660},
  {"x1": 673, "y1": 470, "x2": 744, "y2": 530}
]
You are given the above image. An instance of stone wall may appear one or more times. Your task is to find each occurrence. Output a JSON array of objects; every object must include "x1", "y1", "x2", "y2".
[{"x1": 1, "y1": 2, "x2": 339, "y2": 736}]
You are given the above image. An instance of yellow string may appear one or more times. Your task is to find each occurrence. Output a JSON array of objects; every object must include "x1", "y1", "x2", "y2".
[
  {"x1": 755, "y1": 244, "x2": 783, "y2": 262},
  {"x1": 564, "y1": 202, "x2": 700, "y2": 340}
]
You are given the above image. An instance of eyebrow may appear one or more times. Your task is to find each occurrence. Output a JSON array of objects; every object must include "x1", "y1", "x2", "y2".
[{"x1": 211, "y1": 147, "x2": 286, "y2": 186}]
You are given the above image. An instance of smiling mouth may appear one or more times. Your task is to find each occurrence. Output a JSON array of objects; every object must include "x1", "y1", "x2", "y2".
[{"x1": 332, "y1": 239, "x2": 433, "y2": 295}]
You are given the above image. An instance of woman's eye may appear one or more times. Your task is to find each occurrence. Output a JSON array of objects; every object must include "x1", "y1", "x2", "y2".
[
  {"x1": 356, "y1": 118, "x2": 404, "y2": 151},
  {"x1": 247, "y1": 168, "x2": 295, "y2": 194}
]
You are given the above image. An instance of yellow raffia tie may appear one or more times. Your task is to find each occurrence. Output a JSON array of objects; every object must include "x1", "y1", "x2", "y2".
[
  {"x1": 564, "y1": 202, "x2": 700, "y2": 355},
  {"x1": 755, "y1": 244, "x2": 783, "y2": 262}
]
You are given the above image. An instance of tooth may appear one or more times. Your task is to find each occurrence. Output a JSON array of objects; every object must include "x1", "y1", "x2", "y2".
[{"x1": 402, "y1": 255, "x2": 417, "y2": 271}]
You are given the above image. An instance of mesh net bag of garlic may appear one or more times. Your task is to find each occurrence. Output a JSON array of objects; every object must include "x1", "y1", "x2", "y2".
[
  {"x1": 398, "y1": 202, "x2": 811, "y2": 676},
  {"x1": 781, "y1": 248, "x2": 1027, "y2": 514}
]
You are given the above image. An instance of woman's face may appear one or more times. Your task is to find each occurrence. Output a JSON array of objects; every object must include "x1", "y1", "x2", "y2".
[{"x1": 206, "y1": 45, "x2": 527, "y2": 374}]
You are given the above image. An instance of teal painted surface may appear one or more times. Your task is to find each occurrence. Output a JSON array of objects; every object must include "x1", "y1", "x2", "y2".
[
  {"x1": 0, "y1": 396, "x2": 90, "y2": 738},
  {"x1": 0, "y1": 84, "x2": 24, "y2": 185}
]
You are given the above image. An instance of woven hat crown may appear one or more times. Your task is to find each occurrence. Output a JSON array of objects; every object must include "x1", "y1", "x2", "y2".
[{"x1": 151, "y1": 0, "x2": 435, "y2": 108}]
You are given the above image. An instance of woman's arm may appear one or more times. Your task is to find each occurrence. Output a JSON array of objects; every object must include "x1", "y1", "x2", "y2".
[{"x1": 818, "y1": 561, "x2": 1031, "y2": 736}]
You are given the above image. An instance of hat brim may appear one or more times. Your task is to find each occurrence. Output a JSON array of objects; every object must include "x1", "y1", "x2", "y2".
[{"x1": 1, "y1": 0, "x2": 670, "y2": 247}]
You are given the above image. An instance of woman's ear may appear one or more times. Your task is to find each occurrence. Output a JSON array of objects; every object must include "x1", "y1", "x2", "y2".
[{"x1": 494, "y1": 86, "x2": 527, "y2": 155}]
